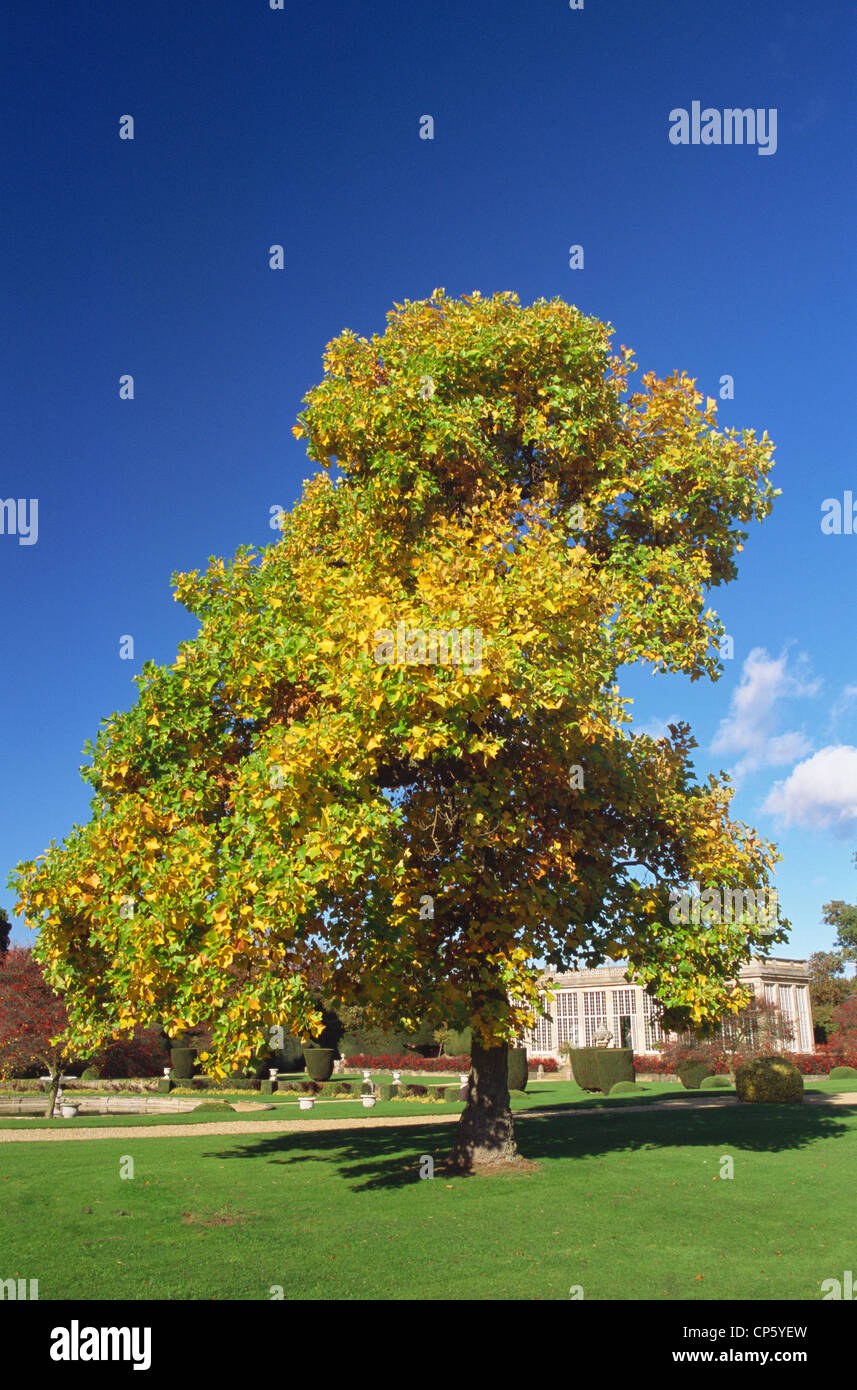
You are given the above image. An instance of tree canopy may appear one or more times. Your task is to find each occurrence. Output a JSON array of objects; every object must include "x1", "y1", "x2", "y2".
[
  {"x1": 822, "y1": 894, "x2": 857, "y2": 963},
  {"x1": 10, "y1": 290, "x2": 784, "y2": 1161}
]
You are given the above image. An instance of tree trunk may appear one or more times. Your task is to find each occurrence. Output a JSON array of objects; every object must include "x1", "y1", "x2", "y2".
[
  {"x1": 46, "y1": 1066, "x2": 62, "y2": 1119},
  {"x1": 449, "y1": 1039, "x2": 519, "y2": 1170}
]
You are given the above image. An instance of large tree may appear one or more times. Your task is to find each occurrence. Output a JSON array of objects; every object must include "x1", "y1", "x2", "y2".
[
  {"x1": 10, "y1": 290, "x2": 784, "y2": 1167},
  {"x1": 822, "y1": 894, "x2": 857, "y2": 963}
]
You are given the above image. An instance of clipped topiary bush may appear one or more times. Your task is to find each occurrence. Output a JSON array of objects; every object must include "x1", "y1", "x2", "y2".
[
  {"x1": 507, "y1": 1047, "x2": 528, "y2": 1093},
  {"x1": 830, "y1": 1065, "x2": 857, "y2": 1079},
  {"x1": 700, "y1": 1073, "x2": 732, "y2": 1089},
  {"x1": 80, "y1": 1066, "x2": 100, "y2": 1081},
  {"x1": 302, "y1": 1047, "x2": 335, "y2": 1082},
  {"x1": 192, "y1": 1100, "x2": 231, "y2": 1113},
  {"x1": 566, "y1": 1048, "x2": 601, "y2": 1091},
  {"x1": 156, "y1": 1077, "x2": 172, "y2": 1094},
  {"x1": 677, "y1": 1061, "x2": 713, "y2": 1090},
  {"x1": 169, "y1": 1046, "x2": 197, "y2": 1079},
  {"x1": 378, "y1": 1083, "x2": 398, "y2": 1101},
  {"x1": 608, "y1": 1080, "x2": 637, "y2": 1096},
  {"x1": 736, "y1": 1056, "x2": 803, "y2": 1104},
  {"x1": 596, "y1": 1048, "x2": 634, "y2": 1092},
  {"x1": 567, "y1": 1047, "x2": 634, "y2": 1093}
]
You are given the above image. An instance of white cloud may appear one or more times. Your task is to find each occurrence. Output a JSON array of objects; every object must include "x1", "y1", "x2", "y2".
[
  {"x1": 636, "y1": 713, "x2": 680, "y2": 740},
  {"x1": 830, "y1": 684, "x2": 857, "y2": 728},
  {"x1": 764, "y1": 731, "x2": 814, "y2": 765},
  {"x1": 710, "y1": 646, "x2": 820, "y2": 779},
  {"x1": 762, "y1": 745, "x2": 857, "y2": 834}
]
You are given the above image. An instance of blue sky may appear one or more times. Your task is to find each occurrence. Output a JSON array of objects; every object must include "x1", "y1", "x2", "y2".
[{"x1": 2, "y1": 0, "x2": 855, "y2": 961}]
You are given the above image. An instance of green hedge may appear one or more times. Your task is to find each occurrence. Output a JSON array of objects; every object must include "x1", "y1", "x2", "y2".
[
  {"x1": 700, "y1": 1074, "x2": 732, "y2": 1089},
  {"x1": 830, "y1": 1065, "x2": 857, "y2": 1079},
  {"x1": 302, "y1": 1048, "x2": 335, "y2": 1082},
  {"x1": 442, "y1": 1028, "x2": 472, "y2": 1057},
  {"x1": 609, "y1": 1081, "x2": 637, "y2": 1096},
  {"x1": 677, "y1": 1061, "x2": 713, "y2": 1090},
  {"x1": 568, "y1": 1048, "x2": 634, "y2": 1093},
  {"x1": 338, "y1": 1026, "x2": 411, "y2": 1056},
  {"x1": 169, "y1": 1046, "x2": 197, "y2": 1079},
  {"x1": 567, "y1": 1048, "x2": 600, "y2": 1090},
  {"x1": 310, "y1": 1080, "x2": 360, "y2": 1098},
  {"x1": 736, "y1": 1056, "x2": 803, "y2": 1104},
  {"x1": 274, "y1": 1036, "x2": 306, "y2": 1072}
]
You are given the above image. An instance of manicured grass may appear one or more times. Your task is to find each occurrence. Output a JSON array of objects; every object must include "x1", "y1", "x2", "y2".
[
  {"x1": 0, "y1": 1077, "x2": 852, "y2": 1129},
  {"x1": 1, "y1": 1095, "x2": 855, "y2": 1300},
  {"x1": 0, "y1": 1079, "x2": 669, "y2": 1129}
]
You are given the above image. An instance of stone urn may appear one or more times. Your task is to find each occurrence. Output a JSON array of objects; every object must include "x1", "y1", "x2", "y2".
[
  {"x1": 298, "y1": 1096, "x2": 315, "y2": 1111},
  {"x1": 594, "y1": 1024, "x2": 614, "y2": 1048},
  {"x1": 361, "y1": 1094, "x2": 376, "y2": 1108}
]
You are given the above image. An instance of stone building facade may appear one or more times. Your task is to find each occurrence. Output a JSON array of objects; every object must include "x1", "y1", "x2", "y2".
[{"x1": 525, "y1": 957, "x2": 814, "y2": 1056}]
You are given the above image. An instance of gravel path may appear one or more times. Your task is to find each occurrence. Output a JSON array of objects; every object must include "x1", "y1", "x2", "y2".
[{"x1": 1, "y1": 1091, "x2": 854, "y2": 1144}]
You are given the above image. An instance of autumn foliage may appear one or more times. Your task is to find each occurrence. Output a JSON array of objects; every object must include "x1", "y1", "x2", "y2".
[
  {"x1": 831, "y1": 995, "x2": 857, "y2": 1050},
  {"x1": 0, "y1": 945, "x2": 71, "y2": 1080},
  {"x1": 10, "y1": 290, "x2": 783, "y2": 1151}
]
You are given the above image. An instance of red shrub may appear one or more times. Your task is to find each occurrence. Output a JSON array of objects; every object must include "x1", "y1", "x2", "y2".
[
  {"x1": 831, "y1": 996, "x2": 857, "y2": 1051},
  {"x1": 344, "y1": 1053, "x2": 470, "y2": 1072},
  {"x1": 0, "y1": 946, "x2": 70, "y2": 1078},
  {"x1": 529, "y1": 1056, "x2": 559, "y2": 1072},
  {"x1": 92, "y1": 1027, "x2": 170, "y2": 1078},
  {"x1": 633, "y1": 1048, "x2": 847, "y2": 1076}
]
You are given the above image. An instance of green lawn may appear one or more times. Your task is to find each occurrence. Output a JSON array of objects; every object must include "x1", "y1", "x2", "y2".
[
  {"x1": 1, "y1": 1087, "x2": 855, "y2": 1300},
  {"x1": 1, "y1": 1077, "x2": 854, "y2": 1130}
]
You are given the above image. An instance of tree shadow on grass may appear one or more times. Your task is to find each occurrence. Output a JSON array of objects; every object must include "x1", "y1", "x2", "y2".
[{"x1": 200, "y1": 1101, "x2": 854, "y2": 1193}]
